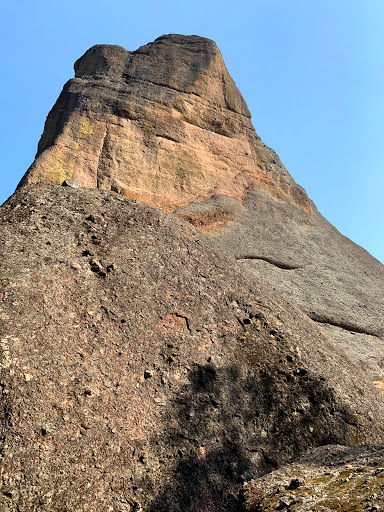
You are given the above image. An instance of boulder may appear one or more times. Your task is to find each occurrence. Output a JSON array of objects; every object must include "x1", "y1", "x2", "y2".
[{"x1": 244, "y1": 444, "x2": 384, "y2": 511}]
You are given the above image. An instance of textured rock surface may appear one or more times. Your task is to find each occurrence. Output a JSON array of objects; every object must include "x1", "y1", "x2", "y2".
[
  {"x1": 16, "y1": 34, "x2": 384, "y2": 388},
  {"x1": 199, "y1": 189, "x2": 384, "y2": 383},
  {"x1": 244, "y1": 444, "x2": 384, "y2": 511},
  {"x1": 18, "y1": 35, "x2": 311, "y2": 212},
  {"x1": 1, "y1": 184, "x2": 384, "y2": 511}
]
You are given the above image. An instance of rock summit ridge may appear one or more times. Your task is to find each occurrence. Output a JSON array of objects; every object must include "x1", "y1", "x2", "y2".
[{"x1": 18, "y1": 34, "x2": 311, "y2": 213}]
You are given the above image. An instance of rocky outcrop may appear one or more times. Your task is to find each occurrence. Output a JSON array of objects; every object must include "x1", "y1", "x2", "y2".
[
  {"x1": 16, "y1": 35, "x2": 384, "y2": 390},
  {"x1": 244, "y1": 444, "x2": 384, "y2": 511},
  {"x1": 1, "y1": 184, "x2": 384, "y2": 511},
  {"x1": 8, "y1": 34, "x2": 384, "y2": 510},
  {"x1": 18, "y1": 35, "x2": 311, "y2": 213}
]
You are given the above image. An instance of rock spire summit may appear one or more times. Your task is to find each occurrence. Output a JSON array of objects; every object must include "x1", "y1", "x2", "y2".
[
  {"x1": 2, "y1": 34, "x2": 384, "y2": 510},
  {"x1": 18, "y1": 34, "x2": 311, "y2": 213}
]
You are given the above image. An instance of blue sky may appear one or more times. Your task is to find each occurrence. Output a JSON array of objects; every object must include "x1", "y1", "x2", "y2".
[{"x1": 1, "y1": 0, "x2": 383, "y2": 262}]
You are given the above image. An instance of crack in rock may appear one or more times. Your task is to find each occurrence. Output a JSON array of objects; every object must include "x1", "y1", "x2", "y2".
[
  {"x1": 236, "y1": 256, "x2": 304, "y2": 271},
  {"x1": 309, "y1": 313, "x2": 380, "y2": 338}
]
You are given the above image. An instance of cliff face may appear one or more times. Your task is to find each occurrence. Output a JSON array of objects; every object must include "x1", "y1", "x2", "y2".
[
  {"x1": 201, "y1": 189, "x2": 384, "y2": 384},
  {"x1": 18, "y1": 35, "x2": 311, "y2": 212}
]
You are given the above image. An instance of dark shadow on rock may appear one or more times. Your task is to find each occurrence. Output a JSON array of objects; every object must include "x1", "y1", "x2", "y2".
[{"x1": 144, "y1": 356, "x2": 365, "y2": 512}]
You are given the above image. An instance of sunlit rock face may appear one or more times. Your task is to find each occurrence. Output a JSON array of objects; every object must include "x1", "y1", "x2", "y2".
[
  {"x1": 5, "y1": 34, "x2": 384, "y2": 510},
  {"x1": 18, "y1": 35, "x2": 311, "y2": 213},
  {"x1": 244, "y1": 444, "x2": 384, "y2": 511}
]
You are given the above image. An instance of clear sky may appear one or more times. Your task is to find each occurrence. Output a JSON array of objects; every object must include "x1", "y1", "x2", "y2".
[{"x1": 1, "y1": 0, "x2": 383, "y2": 262}]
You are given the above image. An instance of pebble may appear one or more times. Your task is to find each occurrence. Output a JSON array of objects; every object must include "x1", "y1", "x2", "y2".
[{"x1": 62, "y1": 179, "x2": 81, "y2": 188}]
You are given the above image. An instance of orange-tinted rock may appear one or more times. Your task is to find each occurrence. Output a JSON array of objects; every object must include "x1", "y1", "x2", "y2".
[{"x1": 18, "y1": 35, "x2": 312, "y2": 213}]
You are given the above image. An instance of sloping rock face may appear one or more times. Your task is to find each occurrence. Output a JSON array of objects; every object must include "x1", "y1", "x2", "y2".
[
  {"x1": 16, "y1": 35, "x2": 384, "y2": 388},
  {"x1": 193, "y1": 189, "x2": 384, "y2": 384},
  {"x1": 1, "y1": 184, "x2": 384, "y2": 511}
]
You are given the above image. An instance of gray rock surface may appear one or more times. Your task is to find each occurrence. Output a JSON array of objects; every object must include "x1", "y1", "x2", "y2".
[
  {"x1": 1, "y1": 184, "x2": 384, "y2": 511},
  {"x1": 178, "y1": 188, "x2": 384, "y2": 384},
  {"x1": 62, "y1": 178, "x2": 82, "y2": 188}
]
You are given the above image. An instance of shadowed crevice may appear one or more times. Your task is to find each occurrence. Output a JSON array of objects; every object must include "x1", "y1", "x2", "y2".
[
  {"x1": 309, "y1": 313, "x2": 380, "y2": 338},
  {"x1": 236, "y1": 256, "x2": 304, "y2": 271}
]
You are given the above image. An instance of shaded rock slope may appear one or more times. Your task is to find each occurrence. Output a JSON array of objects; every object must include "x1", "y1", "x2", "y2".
[
  {"x1": 1, "y1": 184, "x2": 384, "y2": 511},
  {"x1": 16, "y1": 34, "x2": 384, "y2": 388}
]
